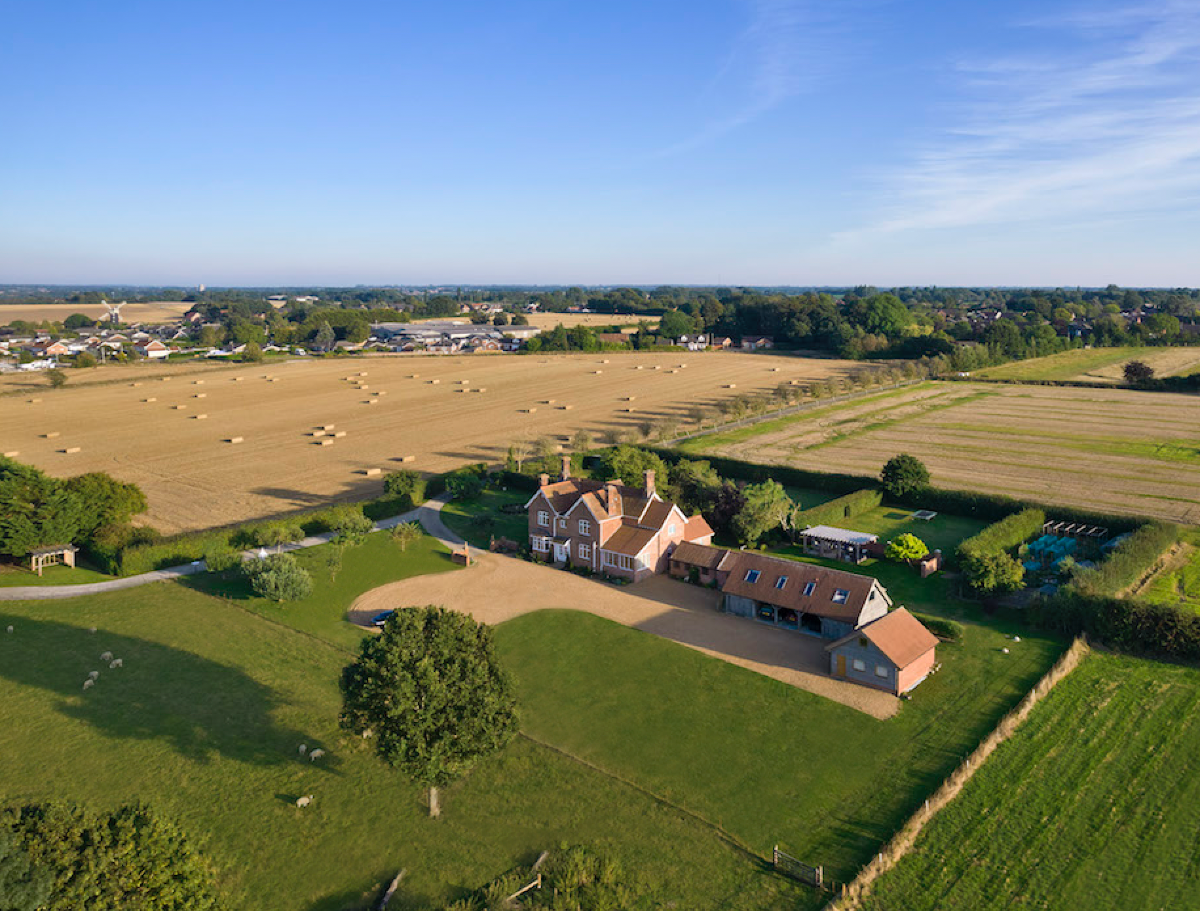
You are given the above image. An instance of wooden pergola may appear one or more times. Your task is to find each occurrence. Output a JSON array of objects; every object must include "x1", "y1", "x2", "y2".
[{"x1": 28, "y1": 544, "x2": 79, "y2": 576}]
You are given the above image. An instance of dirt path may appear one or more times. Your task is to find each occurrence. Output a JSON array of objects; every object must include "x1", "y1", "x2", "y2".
[{"x1": 347, "y1": 553, "x2": 899, "y2": 719}]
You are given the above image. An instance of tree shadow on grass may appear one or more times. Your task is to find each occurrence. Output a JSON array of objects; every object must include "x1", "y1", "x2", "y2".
[{"x1": 0, "y1": 612, "x2": 318, "y2": 768}]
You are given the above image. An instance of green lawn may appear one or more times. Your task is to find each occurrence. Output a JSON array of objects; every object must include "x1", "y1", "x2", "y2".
[
  {"x1": 496, "y1": 609, "x2": 1063, "y2": 898},
  {"x1": 861, "y1": 652, "x2": 1200, "y2": 911},
  {"x1": 183, "y1": 531, "x2": 458, "y2": 650},
  {"x1": 0, "y1": 582, "x2": 804, "y2": 911},
  {"x1": 0, "y1": 561, "x2": 115, "y2": 587},
  {"x1": 440, "y1": 486, "x2": 531, "y2": 549}
]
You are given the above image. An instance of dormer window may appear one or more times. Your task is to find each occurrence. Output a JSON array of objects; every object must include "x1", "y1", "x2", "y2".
[
  {"x1": 803, "y1": 581, "x2": 816, "y2": 596},
  {"x1": 775, "y1": 576, "x2": 788, "y2": 590},
  {"x1": 744, "y1": 569, "x2": 760, "y2": 583},
  {"x1": 832, "y1": 589, "x2": 849, "y2": 604}
]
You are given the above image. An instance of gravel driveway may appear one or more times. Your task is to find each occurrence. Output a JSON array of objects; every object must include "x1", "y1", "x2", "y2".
[{"x1": 348, "y1": 553, "x2": 898, "y2": 719}]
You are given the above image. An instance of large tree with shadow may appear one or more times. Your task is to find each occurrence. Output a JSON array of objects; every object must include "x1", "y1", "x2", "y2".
[{"x1": 339, "y1": 605, "x2": 518, "y2": 817}]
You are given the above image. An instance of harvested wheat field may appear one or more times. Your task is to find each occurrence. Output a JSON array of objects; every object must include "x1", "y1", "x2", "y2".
[
  {"x1": 0, "y1": 301, "x2": 192, "y2": 325},
  {"x1": 696, "y1": 382, "x2": 1200, "y2": 524},
  {"x1": 0, "y1": 359, "x2": 246, "y2": 392},
  {"x1": 0, "y1": 351, "x2": 864, "y2": 533}
]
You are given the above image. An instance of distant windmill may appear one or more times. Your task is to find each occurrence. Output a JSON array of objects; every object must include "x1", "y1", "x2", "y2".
[{"x1": 104, "y1": 301, "x2": 125, "y2": 325}]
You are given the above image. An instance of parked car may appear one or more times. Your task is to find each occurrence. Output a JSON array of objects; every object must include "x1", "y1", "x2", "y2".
[{"x1": 371, "y1": 610, "x2": 395, "y2": 628}]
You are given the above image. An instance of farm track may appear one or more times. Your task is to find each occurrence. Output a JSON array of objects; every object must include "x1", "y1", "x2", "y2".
[{"x1": 0, "y1": 351, "x2": 868, "y2": 533}]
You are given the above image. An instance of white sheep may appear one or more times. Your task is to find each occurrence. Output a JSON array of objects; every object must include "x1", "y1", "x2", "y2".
[
  {"x1": 5, "y1": 625, "x2": 12, "y2": 634},
  {"x1": 109, "y1": 659, "x2": 122, "y2": 669},
  {"x1": 298, "y1": 744, "x2": 307, "y2": 756},
  {"x1": 88, "y1": 670, "x2": 100, "y2": 680},
  {"x1": 295, "y1": 795, "x2": 313, "y2": 808},
  {"x1": 1002, "y1": 647, "x2": 1010, "y2": 654},
  {"x1": 82, "y1": 679, "x2": 94, "y2": 690},
  {"x1": 309, "y1": 749, "x2": 326, "y2": 762},
  {"x1": 100, "y1": 651, "x2": 113, "y2": 661}
]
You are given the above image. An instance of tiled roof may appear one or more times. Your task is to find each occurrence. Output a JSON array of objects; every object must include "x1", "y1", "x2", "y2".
[
  {"x1": 684, "y1": 514, "x2": 714, "y2": 540},
  {"x1": 827, "y1": 608, "x2": 937, "y2": 668},
  {"x1": 720, "y1": 551, "x2": 883, "y2": 623},
  {"x1": 671, "y1": 541, "x2": 729, "y2": 570},
  {"x1": 602, "y1": 524, "x2": 657, "y2": 557}
]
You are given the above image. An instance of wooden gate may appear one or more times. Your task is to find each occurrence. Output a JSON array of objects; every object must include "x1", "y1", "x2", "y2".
[{"x1": 773, "y1": 845, "x2": 822, "y2": 887}]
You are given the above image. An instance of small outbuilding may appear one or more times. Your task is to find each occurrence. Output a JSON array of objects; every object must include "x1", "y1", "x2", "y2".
[
  {"x1": 799, "y1": 525, "x2": 879, "y2": 564},
  {"x1": 28, "y1": 544, "x2": 79, "y2": 576},
  {"x1": 826, "y1": 608, "x2": 938, "y2": 695}
]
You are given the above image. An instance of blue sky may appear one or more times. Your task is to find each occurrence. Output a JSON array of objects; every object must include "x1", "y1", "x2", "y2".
[{"x1": 2, "y1": 0, "x2": 1198, "y2": 286}]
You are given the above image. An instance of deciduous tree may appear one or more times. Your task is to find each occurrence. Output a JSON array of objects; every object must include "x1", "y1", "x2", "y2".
[{"x1": 340, "y1": 606, "x2": 518, "y2": 817}]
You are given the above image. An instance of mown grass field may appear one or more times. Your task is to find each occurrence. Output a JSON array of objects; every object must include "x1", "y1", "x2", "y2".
[
  {"x1": 687, "y1": 381, "x2": 1200, "y2": 524},
  {"x1": 0, "y1": 525, "x2": 1065, "y2": 910},
  {"x1": 860, "y1": 652, "x2": 1200, "y2": 911},
  {"x1": 974, "y1": 346, "x2": 1200, "y2": 383}
]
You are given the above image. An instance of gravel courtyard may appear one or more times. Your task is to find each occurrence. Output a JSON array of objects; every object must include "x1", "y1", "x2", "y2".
[{"x1": 348, "y1": 553, "x2": 898, "y2": 718}]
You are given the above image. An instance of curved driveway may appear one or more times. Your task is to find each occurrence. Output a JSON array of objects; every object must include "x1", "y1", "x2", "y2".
[{"x1": 0, "y1": 494, "x2": 460, "y2": 602}]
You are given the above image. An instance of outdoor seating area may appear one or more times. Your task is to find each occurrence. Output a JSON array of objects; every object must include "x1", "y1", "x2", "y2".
[
  {"x1": 27, "y1": 544, "x2": 79, "y2": 576},
  {"x1": 798, "y1": 525, "x2": 879, "y2": 564}
]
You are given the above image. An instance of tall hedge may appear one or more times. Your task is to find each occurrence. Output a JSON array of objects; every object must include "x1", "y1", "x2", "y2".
[
  {"x1": 1066, "y1": 522, "x2": 1180, "y2": 598},
  {"x1": 793, "y1": 488, "x2": 882, "y2": 528},
  {"x1": 957, "y1": 508, "x2": 1046, "y2": 562},
  {"x1": 1032, "y1": 592, "x2": 1200, "y2": 663}
]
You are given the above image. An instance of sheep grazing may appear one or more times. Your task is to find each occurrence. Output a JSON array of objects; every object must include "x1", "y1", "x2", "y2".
[
  {"x1": 298, "y1": 744, "x2": 307, "y2": 755},
  {"x1": 5, "y1": 625, "x2": 12, "y2": 634},
  {"x1": 309, "y1": 749, "x2": 326, "y2": 762},
  {"x1": 109, "y1": 659, "x2": 122, "y2": 669},
  {"x1": 100, "y1": 651, "x2": 113, "y2": 661},
  {"x1": 82, "y1": 679, "x2": 94, "y2": 690},
  {"x1": 295, "y1": 795, "x2": 313, "y2": 808},
  {"x1": 88, "y1": 670, "x2": 100, "y2": 680}
]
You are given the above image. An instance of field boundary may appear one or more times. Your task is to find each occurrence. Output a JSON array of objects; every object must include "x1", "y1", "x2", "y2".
[
  {"x1": 664, "y1": 379, "x2": 925, "y2": 447},
  {"x1": 822, "y1": 636, "x2": 1090, "y2": 911},
  {"x1": 515, "y1": 731, "x2": 764, "y2": 865}
]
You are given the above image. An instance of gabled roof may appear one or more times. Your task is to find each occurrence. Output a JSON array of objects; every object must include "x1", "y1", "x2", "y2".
[
  {"x1": 826, "y1": 608, "x2": 937, "y2": 669},
  {"x1": 602, "y1": 524, "x2": 657, "y2": 557},
  {"x1": 527, "y1": 477, "x2": 653, "y2": 521},
  {"x1": 684, "y1": 514, "x2": 714, "y2": 539},
  {"x1": 720, "y1": 551, "x2": 884, "y2": 623}
]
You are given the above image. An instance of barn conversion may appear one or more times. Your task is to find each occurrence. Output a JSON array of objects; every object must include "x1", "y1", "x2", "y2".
[{"x1": 826, "y1": 608, "x2": 939, "y2": 695}]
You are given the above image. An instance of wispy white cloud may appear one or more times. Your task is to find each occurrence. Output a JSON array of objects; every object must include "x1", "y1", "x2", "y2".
[
  {"x1": 657, "y1": 0, "x2": 844, "y2": 156},
  {"x1": 845, "y1": 1, "x2": 1200, "y2": 239}
]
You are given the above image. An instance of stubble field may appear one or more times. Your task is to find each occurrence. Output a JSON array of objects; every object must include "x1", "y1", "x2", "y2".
[
  {"x1": 0, "y1": 350, "x2": 862, "y2": 533},
  {"x1": 0, "y1": 301, "x2": 193, "y2": 325},
  {"x1": 692, "y1": 382, "x2": 1200, "y2": 524}
]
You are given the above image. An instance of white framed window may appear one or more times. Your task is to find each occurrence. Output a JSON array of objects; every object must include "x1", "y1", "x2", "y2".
[
  {"x1": 532, "y1": 537, "x2": 549, "y2": 553},
  {"x1": 745, "y1": 569, "x2": 761, "y2": 583},
  {"x1": 803, "y1": 581, "x2": 816, "y2": 596},
  {"x1": 668, "y1": 523, "x2": 676, "y2": 535},
  {"x1": 620, "y1": 555, "x2": 635, "y2": 570},
  {"x1": 875, "y1": 665, "x2": 889, "y2": 678},
  {"x1": 832, "y1": 589, "x2": 849, "y2": 604},
  {"x1": 775, "y1": 576, "x2": 788, "y2": 590},
  {"x1": 852, "y1": 658, "x2": 866, "y2": 672},
  {"x1": 537, "y1": 510, "x2": 549, "y2": 527},
  {"x1": 558, "y1": 517, "x2": 567, "y2": 529},
  {"x1": 579, "y1": 543, "x2": 591, "y2": 560},
  {"x1": 579, "y1": 519, "x2": 591, "y2": 535}
]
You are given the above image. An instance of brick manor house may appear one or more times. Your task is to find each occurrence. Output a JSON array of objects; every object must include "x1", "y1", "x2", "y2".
[{"x1": 525, "y1": 457, "x2": 714, "y2": 582}]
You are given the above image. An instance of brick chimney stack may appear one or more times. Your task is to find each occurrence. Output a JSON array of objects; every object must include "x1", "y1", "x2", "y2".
[
  {"x1": 605, "y1": 481, "x2": 622, "y2": 517},
  {"x1": 643, "y1": 469, "x2": 656, "y2": 497},
  {"x1": 560, "y1": 454, "x2": 571, "y2": 481},
  {"x1": 538, "y1": 472, "x2": 549, "y2": 488}
]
